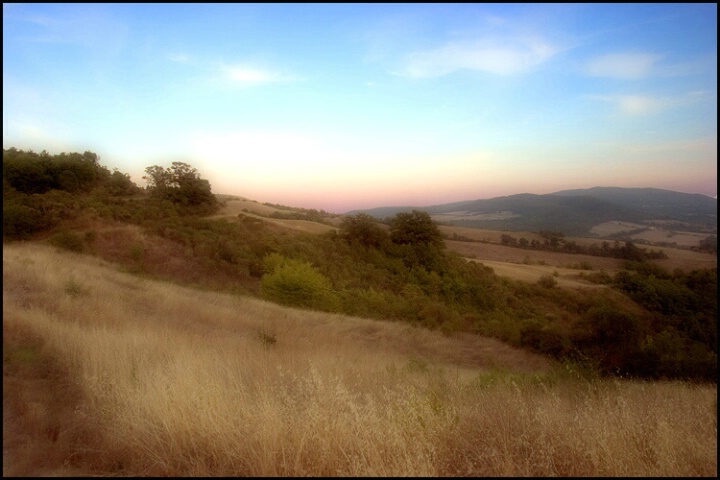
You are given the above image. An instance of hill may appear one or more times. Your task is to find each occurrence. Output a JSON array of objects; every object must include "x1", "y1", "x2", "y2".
[
  {"x1": 3, "y1": 149, "x2": 717, "y2": 383},
  {"x1": 3, "y1": 242, "x2": 717, "y2": 476},
  {"x1": 348, "y1": 187, "x2": 717, "y2": 237}
]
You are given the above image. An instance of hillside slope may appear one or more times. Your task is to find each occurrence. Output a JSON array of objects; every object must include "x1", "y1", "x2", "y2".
[
  {"x1": 349, "y1": 187, "x2": 717, "y2": 236},
  {"x1": 3, "y1": 242, "x2": 716, "y2": 477}
]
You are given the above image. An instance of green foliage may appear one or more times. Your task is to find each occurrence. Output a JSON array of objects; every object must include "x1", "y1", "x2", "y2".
[
  {"x1": 578, "y1": 270, "x2": 613, "y2": 284},
  {"x1": 143, "y1": 162, "x2": 218, "y2": 213},
  {"x1": 3, "y1": 148, "x2": 112, "y2": 194},
  {"x1": 105, "y1": 169, "x2": 142, "y2": 196},
  {"x1": 129, "y1": 244, "x2": 144, "y2": 264},
  {"x1": 339, "y1": 213, "x2": 389, "y2": 248},
  {"x1": 389, "y1": 210, "x2": 444, "y2": 248},
  {"x1": 2, "y1": 202, "x2": 46, "y2": 239},
  {"x1": 385, "y1": 210, "x2": 447, "y2": 272},
  {"x1": 632, "y1": 330, "x2": 717, "y2": 380},
  {"x1": 520, "y1": 322, "x2": 571, "y2": 358},
  {"x1": 583, "y1": 306, "x2": 642, "y2": 347},
  {"x1": 697, "y1": 235, "x2": 717, "y2": 253},
  {"x1": 3, "y1": 148, "x2": 141, "y2": 239},
  {"x1": 261, "y1": 255, "x2": 340, "y2": 311},
  {"x1": 50, "y1": 231, "x2": 85, "y2": 253},
  {"x1": 498, "y1": 231, "x2": 668, "y2": 261},
  {"x1": 537, "y1": 274, "x2": 557, "y2": 289}
]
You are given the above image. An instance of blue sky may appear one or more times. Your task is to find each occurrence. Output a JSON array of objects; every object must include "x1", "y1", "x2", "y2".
[{"x1": 3, "y1": 3, "x2": 717, "y2": 212}]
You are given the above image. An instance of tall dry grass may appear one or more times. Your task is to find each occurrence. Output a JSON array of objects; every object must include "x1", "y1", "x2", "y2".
[{"x1": 3, "y1": 242, "x2": 717, "y2": 476}]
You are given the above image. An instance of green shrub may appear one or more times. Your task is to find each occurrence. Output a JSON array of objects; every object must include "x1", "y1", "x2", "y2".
[
  {"x1": 520, "y1": 322, "x2": 570, "y2": 357},
  {"x1": 261, "y1": 255, "x2": 340, "y2": 311},
  {"x1": 129, "y1": 244, "x2": 144, "y2": 263},
  {"x1": 50, "y1": 231, "x2": 84, "y2": 253},
  {"x1": 537, "y1": 274, "x2": 557, "y2": 288},
  {"x1": 3, "y1": 203, "x2": 44, "y2": 239}
]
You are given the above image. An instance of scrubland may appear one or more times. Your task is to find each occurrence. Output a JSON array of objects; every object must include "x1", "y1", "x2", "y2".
[{"x1": 4, "y1": 242, "x2": 717, "y2": 477}]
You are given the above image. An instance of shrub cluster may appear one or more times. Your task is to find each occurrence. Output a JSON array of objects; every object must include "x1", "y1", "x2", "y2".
[{"x1": 3, "y1": 149, "x2": 140, "y2": 239}]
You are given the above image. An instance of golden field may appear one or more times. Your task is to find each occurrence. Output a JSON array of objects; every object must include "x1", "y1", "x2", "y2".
[{"x1": 3, "y1": 242, "x2": 717, "y2": 476}]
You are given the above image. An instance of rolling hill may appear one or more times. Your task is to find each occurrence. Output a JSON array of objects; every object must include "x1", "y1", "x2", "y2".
[{"x1": 348, "y1": 187, "x2": 717, "y2": 237}]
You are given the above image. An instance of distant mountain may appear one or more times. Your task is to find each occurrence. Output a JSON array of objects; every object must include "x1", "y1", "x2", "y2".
[{"x1": 347, "y1": 187, "x2": 717, "y2": 236}]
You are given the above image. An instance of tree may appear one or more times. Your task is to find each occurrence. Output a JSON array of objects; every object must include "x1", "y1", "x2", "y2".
[
  {"x1": 339, "y1": 213, "x2": 388, "y2": 248},
  {"x1": 389, "y1": 210, "x2": 446, "y2": 271},
  {"x1": 105, "y1": 169, "x2": 141, "y2": 196},
  {"x1": 389, "y1": 210, "x2": 444, "y2": 248},
  {"x1": 143, "y1": 162, "x2": 218, "y2": 211}
]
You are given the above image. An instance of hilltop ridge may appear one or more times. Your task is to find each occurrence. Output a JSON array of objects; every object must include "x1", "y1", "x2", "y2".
[{"x1": 347, "y1": 187, "x2": 717, "y2": 236}]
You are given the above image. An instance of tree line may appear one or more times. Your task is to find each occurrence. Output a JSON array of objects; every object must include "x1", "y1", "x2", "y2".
[{"x1": 497, "y1": 231, "x2": 668, "y2": 261}]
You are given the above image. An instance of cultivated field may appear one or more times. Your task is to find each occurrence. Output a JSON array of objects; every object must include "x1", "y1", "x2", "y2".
[
  {"x1": 212, "y1": 197, "x2": 340, "y2": 234},
  {"x1": 211, "y1": 204, "x2": 717, "y2": 285},
  {"x1": 441, "y1": 227, "x2": 716, "y2": 285},
  {"x1": 3, "y1": 242, "x2": 717, "y2": 476},
  {"x1": 590, "y1": 221, "x2": 714, "y2": 248}
]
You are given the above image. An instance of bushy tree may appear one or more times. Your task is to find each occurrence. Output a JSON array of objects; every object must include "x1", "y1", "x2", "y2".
[
  {"x1": 143, "y1": 162, "x2": 218, "y2": 212},
  {"x1": 105, "y1": 169, "x2": 141, "y2": 196},
  {"x1": 339, "y1": 213, "x2": 389, "y2": 248},
  {"x1": 389, "y1": 210, "x2": 446, "y2": 271},
  {"x1": 260, "y1": 254, "x2": 340, "y2": 311},
  {"x1": 389, "y1": 210, "x2": 444, "y2": 248}
]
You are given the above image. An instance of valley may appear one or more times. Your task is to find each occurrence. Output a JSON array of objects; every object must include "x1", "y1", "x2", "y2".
[{"x1": 3, "y1": 149, "x2": 717, "y2": 476}]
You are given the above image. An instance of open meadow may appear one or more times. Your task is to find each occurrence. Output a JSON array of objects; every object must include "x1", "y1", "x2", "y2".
[{"x1": 4, "y1": 242, "x2": 717, "y2": 476}]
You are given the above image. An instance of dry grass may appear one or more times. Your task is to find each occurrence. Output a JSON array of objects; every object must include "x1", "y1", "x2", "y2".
[
  {"x1": 3, "y1": 242, "x2": 717, "y2": 476},
  {"x1": 212, "y1": 197, "x2": 340, "y2": 233},
  {"x1": 444, "y1": 235, "x2": 716, "y2": 283},
  {"x1": 469, "y1": 260, "x2": 606, "y2": 288}
]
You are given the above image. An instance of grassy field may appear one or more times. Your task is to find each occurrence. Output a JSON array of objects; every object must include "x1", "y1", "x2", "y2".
[{"x1": 4, "y1": 242, "x2": 717, "y2": 476}]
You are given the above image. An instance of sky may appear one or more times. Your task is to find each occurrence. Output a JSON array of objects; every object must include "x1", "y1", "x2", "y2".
[{"x1": 3, "y1": 3, "x2": 717, "y2": 213}]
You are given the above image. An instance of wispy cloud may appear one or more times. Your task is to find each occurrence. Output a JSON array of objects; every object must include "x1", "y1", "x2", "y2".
[
  {"x1": 167, "y1": 53, "x2": 190, "y2": 64},
  {"x1": 224, "y1": 66, "x2": 281, "y2": 84},
  {"x1": 220, "y1": 64, "x2": 298, "y2": 86},
  {"x1": 9, "y1": 6, "x2": 128, "y2": 54},
  {"x1": 397, "y1": 37, "x2": 558, "y2": 78},
  {"x1": 589, "y1": 90, "x2": 711, "y2": 116},
  {"x1": 613, "y1": 94, "x2": 668, "y2": 115},
  {"x1": 585, "y1": 53, "x2": 662, "y2": 80}
]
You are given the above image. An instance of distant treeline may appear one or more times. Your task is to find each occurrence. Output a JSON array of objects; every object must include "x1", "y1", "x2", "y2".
[{"x1": 488, "y1": 230, "x2": 670, "y2": 261}]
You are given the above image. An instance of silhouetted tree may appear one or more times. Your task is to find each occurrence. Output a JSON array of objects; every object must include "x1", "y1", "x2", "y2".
[
  {"x1": 143, "y1": 161, "x2": 218, "y2": 211},
  {"x1": 389, "y1": 210, "x2": 446, "y2": 271},
  {"x1": 389, "y1": 210, "x2": 444, "y2": 248}
]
